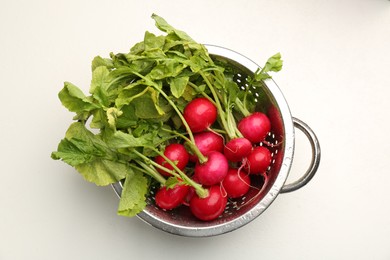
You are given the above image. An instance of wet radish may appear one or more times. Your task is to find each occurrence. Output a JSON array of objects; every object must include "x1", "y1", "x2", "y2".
[
  {"x1": 223, "y1": 137, "x2": 252, "y2": 162},
  {"x1": 155, "y1": 184, "x2": 190, "y2": 210},
  {"x1": 154, "y1": 143, "x2": 189, "y2": 177},
  {"x1": 189, "y1": 185, "x2": 227, "y2": 221},
  {"x1": 245, "y1": 146, "x2": 272, "y2": 174},
  {"x1": 222, "y1": 168, "x2": 251, "y2": 198},
  {"x1": 238, "y1": 112, "x2": 271, "y2": 143},
  {"x1": 194, "y1": 151, "x2": 228, "y2": 186},
  {"x1": 189, "y1": 131, "x2": 224, "y2": 162},
  {"x1": 183, "y1": 97, "x2": 217, "y2": 133}
]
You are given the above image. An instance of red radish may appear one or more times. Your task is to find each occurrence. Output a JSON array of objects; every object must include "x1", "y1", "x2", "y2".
[
  {"x1": 183, "y1": 186, "x2": 196, "y2": 206},
  {"x1": 245, "y1": 146, "x2": 272, "y2": 174},
  {"x1": 183, "y1": 97, "x2": 217, "y2": 133},
  {"x1": 223, "y1": 137, "x2": 252, "y2": 162},
  {"x1": 194, "y1": 151, "x2": 229, "y2": 186},
  {"x1": 238, "y1": 112, "x2": 271, "y2": 143},
  {"x1": 222, "y1": 168, "x2": 251, "y2": 198},
  {"x1": 189, "y1": 185, "x2": 227, "y2": 221},
  {"x1": 155, "y1": 184, "x2": 190, "y2": 210},
  {"x1": 155, "y1": 143, "x2": 189, "y2": 177},
  {"x1": 189, "y1": 131, "x2": 224, "y2": 162}
]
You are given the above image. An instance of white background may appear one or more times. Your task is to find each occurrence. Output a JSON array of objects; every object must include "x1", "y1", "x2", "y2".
[{"x1": 1, "y1": 0, "x2": 389, "y2": 259}]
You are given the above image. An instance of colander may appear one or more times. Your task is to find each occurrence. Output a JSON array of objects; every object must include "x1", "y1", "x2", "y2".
[{"x1": 111, "y1": 45, "x2": 321, "y2": 237}]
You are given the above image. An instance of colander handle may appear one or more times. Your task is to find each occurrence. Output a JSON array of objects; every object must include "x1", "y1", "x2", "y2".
[{"x1": 280, "y1": 117, "x2": 321, "y2": 193}]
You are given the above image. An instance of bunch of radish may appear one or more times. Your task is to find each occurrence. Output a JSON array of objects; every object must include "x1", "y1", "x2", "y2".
[
  {"x1": 51, "y1": 15, "x2": 284, "y2": 221},
  {"x1": 153, "y1": 97, "x2": 273, "y2": 221}
]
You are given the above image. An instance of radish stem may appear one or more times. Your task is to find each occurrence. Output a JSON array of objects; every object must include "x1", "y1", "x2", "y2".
[
  {"x1": 128, "y1": 71, "x2": 208, "y2": 164},
  {"x1": 147, "y1": 147, "x2": 209, "y2": 198},
  {"x1": 161, "y1": 128, "x2": 208, "y2": 164},
  {"x1": 131, "y1": 159, "x2": 167, "y2": 185}
]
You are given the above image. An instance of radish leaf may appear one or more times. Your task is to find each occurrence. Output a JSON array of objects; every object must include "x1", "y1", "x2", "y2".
[{"x1": 117, "y1": 168, "x2": 148, "y2": 217}]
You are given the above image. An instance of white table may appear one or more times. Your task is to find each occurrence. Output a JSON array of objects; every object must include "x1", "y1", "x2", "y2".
[{"x1": 1, "y1": 0, "x2": 389, "y2": 259}]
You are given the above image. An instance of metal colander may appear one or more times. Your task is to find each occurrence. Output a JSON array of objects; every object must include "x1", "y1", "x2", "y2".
[{"x1": 112, "y1": 45, "x2": 321, "y2": 237}]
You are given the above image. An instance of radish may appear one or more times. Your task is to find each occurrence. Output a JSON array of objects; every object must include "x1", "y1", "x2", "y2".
[
  {"x1": 183, "y1": 185, "x2": 196, "y2": 206},
  {"x1": 189, "y1": 131, "x2": 224, "y2": 162},
  {"x1": 183, "y1": 97, "x2": 217, "y2": 133},
  {"x1": 238, "y1": 112, "x2": 271, "y2": 143},
  {"x1": 189, "y1": 185, "x2": 227, "y2": 221},
  {"x1": 155, "y1": 184, "x2": 190, "y2": 210},
  {"x1": 194, "y1": 151, "x2": 229, "y2": 186},
  {"x1": 223, "y1": 137, "x2": 252, "y2": 162},
  {"x1": 222, "y1": 168, "x2": 251, "y2": 198},
  {"x1": 244, "y1": 146, "x2": 272, "y2": 174},
  {"x1": 154, "y1": 143, "x2": 190, "y2": 177}
]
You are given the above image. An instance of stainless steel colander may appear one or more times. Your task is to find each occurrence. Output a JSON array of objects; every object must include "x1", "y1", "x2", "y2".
[{"x1": 111, "y1": 45, "x2": 321, "y2": 237}]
